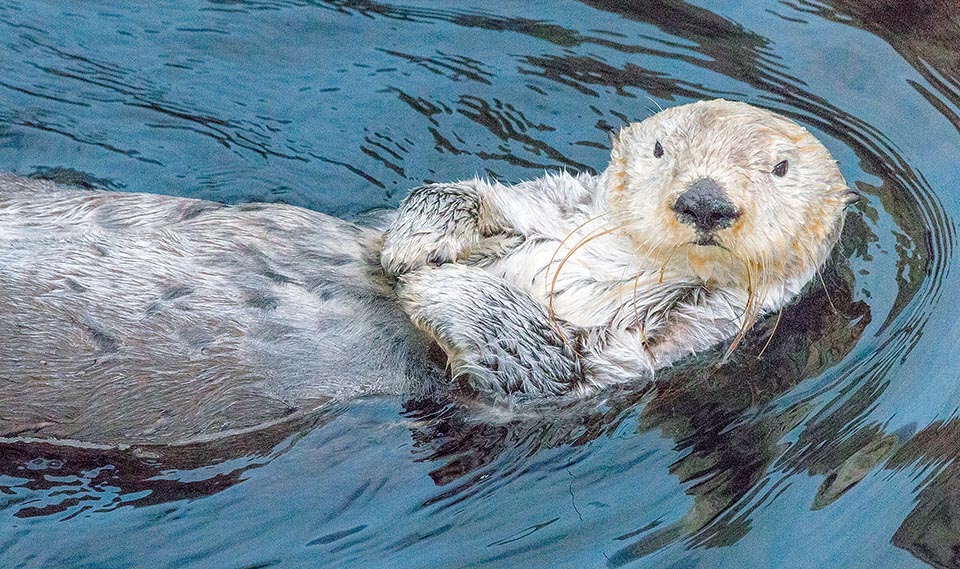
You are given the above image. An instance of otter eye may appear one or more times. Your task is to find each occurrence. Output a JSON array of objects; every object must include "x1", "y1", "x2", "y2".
[
  {"x1": 653, "y1": 141, "x2": 663, "y2": 158},
  {"x1": 773, "y1": 160, "x2": 789, "y2": 177}
]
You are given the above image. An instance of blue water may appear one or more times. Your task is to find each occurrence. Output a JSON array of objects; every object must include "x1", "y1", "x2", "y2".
[{"x1": 1, "y1": 0, "x2": 959, "y2": 567}]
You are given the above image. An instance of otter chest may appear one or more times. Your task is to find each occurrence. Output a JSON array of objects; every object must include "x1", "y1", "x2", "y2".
[{"x1": 480, "y1": 236, "x2": 639, "y2": 329}]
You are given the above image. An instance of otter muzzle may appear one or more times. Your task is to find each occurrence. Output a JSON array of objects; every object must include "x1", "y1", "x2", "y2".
[{"x1": 671, "y1": 177, "x2": 741, "y2": 236}]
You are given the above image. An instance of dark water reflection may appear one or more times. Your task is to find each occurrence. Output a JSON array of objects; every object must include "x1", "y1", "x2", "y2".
[{"x1": 1, "y1": 0, "x2": 959, "y2": 567}]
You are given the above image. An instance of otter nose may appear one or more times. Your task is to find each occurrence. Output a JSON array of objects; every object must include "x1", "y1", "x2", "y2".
[{"x1": 671, "y1": 178, "x2": 741, "y2": 233}]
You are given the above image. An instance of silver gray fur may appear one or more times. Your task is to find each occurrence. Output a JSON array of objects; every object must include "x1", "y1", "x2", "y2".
[
  {"x1": 0, "y1": 174, "x2": 442, "y2": 444},
  {"x1": 0, "y1": 100, "x2": 850, "y2": 445}
]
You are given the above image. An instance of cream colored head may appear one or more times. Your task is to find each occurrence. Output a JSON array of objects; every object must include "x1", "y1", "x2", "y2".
[{"x1": 605, "y1": 99, "x2": 853, "y2": 296}]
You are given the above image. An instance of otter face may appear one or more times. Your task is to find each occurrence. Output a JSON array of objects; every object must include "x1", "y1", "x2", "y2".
[{"x1": 606, "y1": 99, "x2": 852, "y2": 293}]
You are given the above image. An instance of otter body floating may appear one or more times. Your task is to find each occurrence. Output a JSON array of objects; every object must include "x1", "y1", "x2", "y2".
[{"x1": 0, "y1": 100, "x2": 853, "y2": 445}]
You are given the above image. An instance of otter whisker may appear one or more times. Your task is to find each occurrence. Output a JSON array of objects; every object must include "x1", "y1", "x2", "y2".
[
  {"x1": 609, "y1": 231, "x2": 674, "y2": 347},
  {"x1": 547, "y1": 220, "x2": 634, "y2": 346},
  {"x1": 631, "y1": 269, "x2": 654, "y2": 361},
  {"x1": 723, "y1": 259, "x2": 753, "y2": 362},
  {"x1": 638, "y1": 239, "x2": 678, "y2": 346},
  {"x1": 616, "y1": 264, "x2": 630, "y2": 314},
  {"x1": 657, "y1": 244, "x2": 680, "y2": 285},
  {"x1": 644, "y1": 95, "x2": 665, "y2": 113},
  {"x1": 751, "y1": 252, "x2": 779, "y2": 346},
  {"x1": 543, "y1": 213, "x2": 610, "y2": 302},
  {"x1": 753, "y1": 256, "x2": 772, "y2": 335},
  {"x1": 816, "y1": 266, "x2": 838, "y2": 314},
  {"x1": 548, "y1": 217, "x2": 634, "y2": 309},
  {"x1": 797, "y1": 241, "x2": 837, "y2": 314},
  {"x1": 757, "y1": 286, "x2": 786, "y2": 360},
  {"x1": 544, "y1": 214, "x2": 614, "y2": 345}
]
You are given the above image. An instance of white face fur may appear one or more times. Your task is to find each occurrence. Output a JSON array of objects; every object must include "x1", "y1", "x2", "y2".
[{"x1": 605, "y1": 99, "x2": 851, "y2": 295}]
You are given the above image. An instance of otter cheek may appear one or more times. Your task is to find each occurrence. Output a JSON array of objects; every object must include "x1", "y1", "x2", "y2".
[
  {"x1": 661, "y1": 203, "x2": 693, "y2": 244},
  {"x1": 726, "y1": 201, "x2": 750, "y2": 239}
]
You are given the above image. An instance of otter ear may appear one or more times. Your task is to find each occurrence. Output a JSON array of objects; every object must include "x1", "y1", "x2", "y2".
[{"x1": 607, "y1": 128, "x2": 626, "y2": 162}]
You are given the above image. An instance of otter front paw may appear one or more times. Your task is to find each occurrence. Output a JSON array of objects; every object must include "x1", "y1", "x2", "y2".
[
  {"x1": 397, "y1": 265, "x2": 587, "y2": 397},
  {"x1": 381, "y1": 183, "x2": 484, "y2": 275},
  {"x1": 381, "y1": 226, "x2": 478, "y2": 276}
]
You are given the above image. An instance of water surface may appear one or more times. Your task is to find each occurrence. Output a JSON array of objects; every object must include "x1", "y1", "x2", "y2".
[{"x1": 1, "y1": 1, "x2": 959, "y2": 567}]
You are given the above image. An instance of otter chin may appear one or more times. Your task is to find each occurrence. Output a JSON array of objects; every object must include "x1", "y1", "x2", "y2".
[{"x1": 0, "y1": 99, "x2": 855, "y2": 445}]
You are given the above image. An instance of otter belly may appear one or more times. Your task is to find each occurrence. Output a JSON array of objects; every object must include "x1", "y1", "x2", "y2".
[{"x1": 0, "y1": 174, "x2": 441, "y2": 445}]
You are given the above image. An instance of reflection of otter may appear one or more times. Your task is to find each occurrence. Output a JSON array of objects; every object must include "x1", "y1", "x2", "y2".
[
  {"x1": 0, "y1": 100, "x2": 851, "y2": 445},
  {"x1": 400, "y1": 249, "x2": 870, "y2": 564},
  {"x1": 889, "y1": 420, "x2": 960, "y2": 569},
  {"x1": 0, "y1": 411, "x2": 332, "y2": 519}
]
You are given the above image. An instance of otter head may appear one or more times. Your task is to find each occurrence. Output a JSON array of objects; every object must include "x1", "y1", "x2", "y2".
[{"x1": 605, "y1": 99, "x2": 854, "y2": 302}]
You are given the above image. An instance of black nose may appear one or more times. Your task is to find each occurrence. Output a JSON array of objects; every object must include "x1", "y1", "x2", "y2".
[{"x1": 671, "y1": 178, "x2": 741, "y2": 233}]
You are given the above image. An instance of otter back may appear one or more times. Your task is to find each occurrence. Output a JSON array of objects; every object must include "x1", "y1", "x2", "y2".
[{"x1": 0, "y1": 174, "x2": 441, "y2": 445}]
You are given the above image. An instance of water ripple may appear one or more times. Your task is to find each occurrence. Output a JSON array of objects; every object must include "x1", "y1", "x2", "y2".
[{"x1": 1, "y1": 1, "x2": 959, "y2": 567}]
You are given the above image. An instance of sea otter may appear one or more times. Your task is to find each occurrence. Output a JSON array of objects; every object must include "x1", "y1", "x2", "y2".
[{"x1": 0, "y1": 100, "x2": 855, "y2": 445}]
